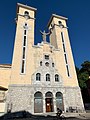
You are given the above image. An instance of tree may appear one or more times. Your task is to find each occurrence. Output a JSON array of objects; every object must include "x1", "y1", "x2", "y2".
[
  {"x1": 78, "y1": 71, "x2": 89, "y2": 88},
  {"x1": 81, "y1": 61, "x2": 90, "y2": 75},
  {"x1": 76, "y1": 61, "x2": 90, "y2": 104},
  {"x1": 76, "y1": 61, "x2": 90, "y2": 89}
]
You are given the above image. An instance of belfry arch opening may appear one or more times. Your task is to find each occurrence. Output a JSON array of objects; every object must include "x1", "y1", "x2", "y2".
[{"x1": 45, "y1": 92, "x2": 53, "y2": 112}]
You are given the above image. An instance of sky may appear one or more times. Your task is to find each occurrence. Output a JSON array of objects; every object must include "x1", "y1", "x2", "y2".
[{"x1": 0, "y1": 0, "x2": 90, "y2": 68}]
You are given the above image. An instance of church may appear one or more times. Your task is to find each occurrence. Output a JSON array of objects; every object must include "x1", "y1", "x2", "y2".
[{"x1": 0, "y1": 3, "x2": 85, "y2": 115}]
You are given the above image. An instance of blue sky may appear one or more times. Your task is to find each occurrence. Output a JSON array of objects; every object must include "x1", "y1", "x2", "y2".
[{"x1": 0, "y1": 0, "x2": 90, "y2": 68}]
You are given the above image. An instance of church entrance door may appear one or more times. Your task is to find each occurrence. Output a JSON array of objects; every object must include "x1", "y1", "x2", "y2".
[
  {"x1": 45, "y1": 92, "x2": 53, "y2": 112},
  {"x1": 46, "y1": 98, "x2": 53, "y2": 112}
]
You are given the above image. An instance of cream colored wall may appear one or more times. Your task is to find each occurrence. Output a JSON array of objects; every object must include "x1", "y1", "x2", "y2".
[
  {"x1": 0, "y1": 103, "x2": 5, "y2": 113},
  {"x1": 10, "y1": 6, "x2": 36, "y2": 84},
  {"x1": 0, "y1": 67, "x2": 11, "y2": 113},
  {"x1": 0, "y1": 67, "x2": 11, "y2": 88}
]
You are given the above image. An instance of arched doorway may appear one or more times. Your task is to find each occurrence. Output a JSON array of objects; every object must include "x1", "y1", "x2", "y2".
[
  {"x1": 45, "y1": 92, "x2": 53, "y2": 112},
  {"x1": 56, "y1": 92, "x2": 64, "y2": 111},
  {"x1": 34, "y1": 91, "x2": 43, "y2": 113}
]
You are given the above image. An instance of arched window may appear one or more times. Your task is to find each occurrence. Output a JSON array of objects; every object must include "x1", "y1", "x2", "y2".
[
  {"x1": 36, "y1": 73, "x2": 41, "y2": 81},
  {"x1": 34, "y1": 92, "x2": 43, "y2": 113},
  {"x1": 34, "y1": 91, "x2": 42, "y2": 98},
  {"x1": 40, "y1": 61, "x2": 42, "y2": 66},
  {"x1": 45, "y1": 92, "x2": 53, "y2": 98},
  {"x1": 24, "y1": 11, "x2": 29, "y2": 16},
  {"x1": 56, "y1": 92, "x2": 64, "y2": 111},
  {"x1": 46, "y1": 74, "x2": 50, "y2": 81},
  {"x1": 55, "y1": 74, "x2": 59, "y2": 82},
  {"x1": 52, "y1": 63, "x2": 54, "y2": 67},
  {"x1": 58, "y1": 21, "x2": 64, "y2": 28},
  {"x1": 24, "y1": 11, "x2": 30, "y2": 20},
  {"x1": 56, "y1": 92, "x2": 62, "y2": 98}
]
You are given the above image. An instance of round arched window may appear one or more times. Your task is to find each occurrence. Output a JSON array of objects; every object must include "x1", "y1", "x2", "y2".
[
  {"x1": 56, "y1": 92, "x2": 62, "y2": 98},
  {"x1": 55, "y1": 74, "x2": 59, "y2": 82},
  {"x1": 45, "y1": 92, "x2": 53, "y2": 98},
  {"x1": 34, "y1": 91, "x2": 42, "y2": 98},
  {"x1": 40, "y1": 61, "x2": 42, "y2": 66},
  {"x1": 24, "y1": 11, "x2": 29, "y2": 15},
  {"x1": 36, "y1": 73, "x2": 41, "y2": 81},
  {"x1": 46, "y1": 74, "x2": 50, "y2": 81}
]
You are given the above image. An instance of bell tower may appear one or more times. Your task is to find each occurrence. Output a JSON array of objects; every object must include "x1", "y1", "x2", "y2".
[
  {"x1": 11, "y1": 3, "x2": 37, "y2": 84},
  {"x1": 48, "y1": 14, "x2": 78, "y2": 85},
  {"x1": 48, "y1": 14, "x2": 68, "y2": 49}
]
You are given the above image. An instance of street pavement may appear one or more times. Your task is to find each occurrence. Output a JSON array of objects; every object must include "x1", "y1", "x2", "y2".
[{"x1": 0, "y1": 112, "x2": 90, "y2": 120}]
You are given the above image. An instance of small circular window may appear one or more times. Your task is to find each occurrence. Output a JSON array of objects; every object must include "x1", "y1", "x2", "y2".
[{"x1": 45, "y1": 62, "x2": 49, "y2": 67}]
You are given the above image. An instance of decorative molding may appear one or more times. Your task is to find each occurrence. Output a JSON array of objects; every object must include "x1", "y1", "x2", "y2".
[{"x1": 18, "y1": 13, "x2": 36, "y2": 20}]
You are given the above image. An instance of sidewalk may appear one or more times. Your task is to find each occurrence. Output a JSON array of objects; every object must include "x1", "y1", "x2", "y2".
[{"x1": 64, "y1": 112, "x2": 90, "y2": 120}]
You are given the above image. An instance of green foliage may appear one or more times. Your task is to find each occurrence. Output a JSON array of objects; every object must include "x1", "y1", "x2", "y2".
[
  {"x1": 81, "y1": 61, "x2": 90, "y2": 75},
  {"x1": 76, "y1": 61, "x2": 90, "y2": 89},
  {"x1": 78, "y1": 71, "x2": 89, "y2": 88}
]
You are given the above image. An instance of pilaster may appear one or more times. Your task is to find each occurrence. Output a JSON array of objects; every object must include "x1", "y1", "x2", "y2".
[
  {"x1": 43, "y1": 93, "x2": 46, "y2": 113},
  {"x1": 53, "y1": 93, "x2": 57, "y2": 113}
]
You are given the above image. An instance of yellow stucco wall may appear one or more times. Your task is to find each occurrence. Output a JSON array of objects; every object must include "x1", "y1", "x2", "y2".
[
  {"x1": 10, "y1": 4, "x2": 36, "y2": 85},
  {"x1": 0, "y1": 103, "x2": 5, "y2": 113},
  {"x1": 0, "y1": 65, "x2": 11, "y2": 113},
  {"x1": 48, "y1": 16, "x2": 79, "y2": 87},
  {"x1": 0, "y1": 65, "x2": 11, "y2": 88}
]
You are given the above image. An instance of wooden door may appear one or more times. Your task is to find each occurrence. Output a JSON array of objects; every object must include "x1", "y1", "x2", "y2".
[{"x1": 46, "y1": 98, "x2": 51, "y2": 112}]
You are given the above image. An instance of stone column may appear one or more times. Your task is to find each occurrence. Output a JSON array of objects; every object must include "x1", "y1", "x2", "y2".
[
  {"x1": 43, "y1": 93, "x2": 46, "y2": 113},
  {"x1": 62, "y1": 92, "x2": 66, "y2": 112},
  {"x1": 53, "y1": 93, "x2": 57, "y2": 113}
]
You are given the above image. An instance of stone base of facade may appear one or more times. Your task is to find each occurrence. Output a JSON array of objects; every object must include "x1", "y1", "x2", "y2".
[{"x1": 5, "y1": 84, "x2": 85, "y2": 114}]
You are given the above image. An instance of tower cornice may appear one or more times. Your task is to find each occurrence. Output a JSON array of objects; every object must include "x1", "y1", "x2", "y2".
[
  {"x1": 47, "y1": 14, "x2": 68, "y2": 28},
  {"x1": 17, "y1": 3, "x2": 37, "y2": 12}
]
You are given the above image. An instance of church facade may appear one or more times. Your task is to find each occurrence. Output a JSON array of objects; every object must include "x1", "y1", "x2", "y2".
[{"x1": 0, "y1": 3, "x2": 84, "y2": 114}]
